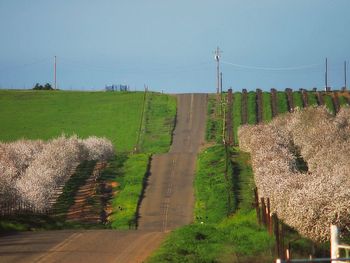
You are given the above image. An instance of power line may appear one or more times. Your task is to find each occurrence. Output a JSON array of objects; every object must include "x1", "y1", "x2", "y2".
[
  {"x1": 221, "y1": 60, "x2": 322, "y2": 71},
  {"x1": 59, "y1": 58, "x2": 211, "y2": 75}
]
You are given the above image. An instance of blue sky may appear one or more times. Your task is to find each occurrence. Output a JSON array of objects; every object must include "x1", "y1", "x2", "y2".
[{"x1": 0, "y1": 0, "x2": 349, "y2": 93}]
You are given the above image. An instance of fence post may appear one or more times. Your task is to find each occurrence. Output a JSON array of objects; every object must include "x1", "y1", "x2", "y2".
[
  {"x1": 331, "y1": 225, "x2": 340, "y2": 263},
  {"x1": 273, "y1": 214, "x2": 281, "y2": 259},
  {"x1": 267, "y1": 198, "x2": 272, "y2": 235},
  {"x1": 254, "y1": 188, "x2": 261, "y2": 225},
  {"x1": 280, "y1": 223, "x2": 285, "y2": 260},
  {"x1": 261, "y1": 197, "x2": 266, "y2": 226},
  {"x1": 227, "y1": 88, "x2": 233, "y2": 145}
]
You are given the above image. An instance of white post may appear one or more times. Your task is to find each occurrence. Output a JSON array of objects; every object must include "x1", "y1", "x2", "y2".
[{"x1": 331, "y1": 225, "x2": 340, "y2": 263}]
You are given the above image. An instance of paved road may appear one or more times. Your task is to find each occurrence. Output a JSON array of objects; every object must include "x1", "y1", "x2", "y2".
[
  {"x1": 0, "y1": 230, "x2": 166, "y2": 263},
  {"x1": 138, "y1": 93, "x2": 207, "y2": 231},
  {"x1": 0, "y1": 93, "x2": 207, "y2": 263}
]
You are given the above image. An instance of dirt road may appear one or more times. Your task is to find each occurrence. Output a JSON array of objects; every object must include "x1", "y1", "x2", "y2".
[{"x1": 0, "y1": 94, "x2": 207, "y2": 263}]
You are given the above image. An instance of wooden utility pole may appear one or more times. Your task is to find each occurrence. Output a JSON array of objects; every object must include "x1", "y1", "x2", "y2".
[
  {"x1": 325, "y1": 58, "x2": 328, "y2": 91},
  {"x1": 220, "y1": 72, "x2": 223, "y2": 101},
  {"x1": 345, "y1": 61, "x2": 347, "y2": 90},
  {"x1": 54, "y1": 56, "x2": 57, "y2": 90},
  {"x1": 214, "y1": 47, "x2": 222, "y2": 101}
]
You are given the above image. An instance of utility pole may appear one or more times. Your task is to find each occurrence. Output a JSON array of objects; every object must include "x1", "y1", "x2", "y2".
[
  {"x1": 54, "y1": 56, "x2": 57, "y2": 90},
  {"x1": 214, "y1": 47, "x2": 222, "y2": 100},
  {"x1": 344, "y1": 61, "x2": 347, "y2": 90},
  {"x1": 325, "y1": 58, "x2": 328, "y2": 91},
  {"x1": 220, "y1": 72, "x2": 223, "y2": 101}
]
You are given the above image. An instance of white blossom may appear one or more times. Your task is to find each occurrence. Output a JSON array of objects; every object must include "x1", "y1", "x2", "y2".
[
  {"x1": 239, "y1": 107, "x2": 350, "y2": 241},
  {"x1": 0, "y1": 135, "x2": 115, "y2": 210}
]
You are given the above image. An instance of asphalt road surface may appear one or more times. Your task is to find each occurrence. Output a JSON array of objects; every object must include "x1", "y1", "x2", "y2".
[
  {"x1": 0, "y1": 93, "x2": 207, "y2": 263},
  {"x1": 138, "y1": 93, "x2": 207, "y2": 231}
]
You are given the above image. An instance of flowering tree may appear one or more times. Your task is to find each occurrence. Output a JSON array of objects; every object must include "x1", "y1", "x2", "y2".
[
  {"x1": 0, "y1": 135, "x2": 115, "y2": 211},
  {"x1": 239, "y1": 106, "x2": 350, "y2": 242},
  {"x1": 81, "y1": 136, "x2": 115, "y2": 161}
]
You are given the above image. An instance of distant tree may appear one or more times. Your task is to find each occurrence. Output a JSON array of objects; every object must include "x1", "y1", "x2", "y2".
[
  {"x1": 32, "y1": 83, "x2": 54, "y2": 90},
  {"x1": 33, "y1": 83, "x2": 42, "y2": 90},
  {"x1": 43, "y1": 83, "x2": 53, "y2": 90}
]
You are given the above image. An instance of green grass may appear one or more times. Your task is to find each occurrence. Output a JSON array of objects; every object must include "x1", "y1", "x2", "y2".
[
  {"x1": 232, "y1": 92, "x2": 242, "y2": 145},
  {"x1": 194, "y1": 145, "x2": 234, "y2": 224},
  {"x1": 110, "y1": 153, "x2": 150, "y2": 229},
  {"x1": 307, "y1": 92, "x2": 318, "y2": 106},
  {"x1": 230, "y1": 150, "x2": 255, "y2": 212},
  {"x1": 247, "y1": 92, "x2": 256, "y2": 124},
  {"x1": 141, "y1": 93, "x2": 176, "y2": 153},
  {"x1": 0, "y1": 220, "x2": 28, "y2": 232},
  {"x1": 323, "y1": 94, "x2": 335, "y2": 114},
  {"x1": 293, "y1": 92, "x2": 303, "y2": 109},
  {"x1": 262, "y1": 92, "x2": 272, "y2": 122},
  {"x1": 0, "y1": 90, "x2": 145, "y2": 152},
  {"x1": 206, "y1": 95, "x2": 223, "y2": 143},
  {"x1": 339, "y1": 96, "x2": 348, "y2": 107},
  {"x1": 277, "y1": 92, "x2": 288, "y2": 114},
  {"x1": 148, "y1": 148, "x2": 275, "y2": 263}
]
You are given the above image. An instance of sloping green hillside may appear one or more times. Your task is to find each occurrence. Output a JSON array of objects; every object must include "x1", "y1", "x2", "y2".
[{"x1": 0, "y1": 90, "x2": 176, "y2": 152}]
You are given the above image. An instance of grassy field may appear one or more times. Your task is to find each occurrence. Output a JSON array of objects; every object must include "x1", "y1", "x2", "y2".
[
  {"x1": 148, "y1": 147, "x2": 274, "y2": 263},
  {"x1": 141, "y1": 93, "x2": 176, "y2": 153},
  {"x1": 339, "y1": 95, "x2": 348, "y2": 106},
  {"x1": 293, "y1": 91, "x2": 303, "y2": 109},
  {"x1": 307, "y1": 92, "x2": 318, "y2": 106},
  {"x1": 0, "y1": 90, "x2": 146, "y2": 152},
  {"x1": 277, "y1": 91, "x2": 288, "y2": 114},
  {"x1": 323, "y1": 94, "x2": 335, "y2": 114},
  {"x1": 247, "y1": 91, "x2": 257, "y2": 124},
  {"x1": 262, "y1": 92, "x2": 272, "y2": 122}
]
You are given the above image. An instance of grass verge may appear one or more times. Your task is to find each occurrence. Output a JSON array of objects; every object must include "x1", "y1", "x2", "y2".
[
  {"x1": 194, "y1": 145, "x2": 234, "y2": 224},
  {"x1": 206, "y1": 95, "x2": 223, "y2": 143},
  {"x1": 110, "y1": 153, "x2": 151, "y2": 229},
  {"x1": 141, "y1": 93, "x2": 177, "y2": 153}
]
